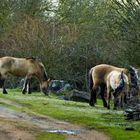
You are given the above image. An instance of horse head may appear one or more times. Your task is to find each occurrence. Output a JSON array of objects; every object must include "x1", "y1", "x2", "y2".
[
  {"x1": 114, "y1": 71, "x2": 125, "y2": 97},
  {"x1": 37, "y1": 62, "x2": 52, "y2": 95},
  {"x1": 40, "y1": 78, "x2": 51, "y2": 95}
]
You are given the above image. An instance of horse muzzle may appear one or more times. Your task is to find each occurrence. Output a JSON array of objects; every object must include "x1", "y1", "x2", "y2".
[{"x1": 42, "y1": 88, "x2": 49, "y2": 96}]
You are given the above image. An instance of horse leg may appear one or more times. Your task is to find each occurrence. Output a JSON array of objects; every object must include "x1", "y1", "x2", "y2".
[
  {"x1": 0, "y1": 78, "x2": 8, "y2": 94},
  {"x1": 89, "y1": 89, "x2": 95, "y2": 106},
  {"x1": 89, "y1": 86, "x2": 97, "y2": 106},
  {"x1": 22, "y1": 76, "x2": 32, "y2": 94},
  {"x1": 113, "y1": 94, "x2": 119, "y2": 110},
  {"x1": 100, "y1": 84, "x2": 108, "y2": 108},
  {"x1": 120, "y1": 93, "x2": 125, "y2": 109},
  {"x1": 27, "y1": 80, "x2": 32, "y2": 94},
  {"x1": 107, "y1": 92, "x2": 112, "y2": 109},
  {"x1": 22, "y1": 78, "x2": 29, "y2": 94}
]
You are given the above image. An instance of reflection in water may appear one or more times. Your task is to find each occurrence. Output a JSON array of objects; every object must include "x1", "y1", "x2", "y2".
[{"x1": 46, "y1": 129, "x2": 83, "y2": 134}]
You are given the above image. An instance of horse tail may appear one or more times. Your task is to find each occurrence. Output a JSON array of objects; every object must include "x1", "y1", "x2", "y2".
[
  {"x1": 89, "y1": 68, "x2": 97, "y2": 106},
  {"x1": 89, "y1": 68, "x2": 93, "y2": 91}
]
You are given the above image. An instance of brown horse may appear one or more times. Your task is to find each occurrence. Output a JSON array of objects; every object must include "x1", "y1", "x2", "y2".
[
  {"x1": 89, "y1": 64, "x2": 139, "y2": 109},
  {"x1": 0, "y1": 56, "x2": 50, "y2": 95},
  {"x1": 106, "y1": 71, "x2": 129, "y2": 109}
]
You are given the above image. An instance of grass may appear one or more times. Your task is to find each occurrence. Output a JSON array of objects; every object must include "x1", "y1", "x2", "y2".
[
  {"x1": 37, "y1": 132, "x2": 66, "y2": 140},
  {"x1": 0, "y1": 90, "x2": 140, "y2": 140}
]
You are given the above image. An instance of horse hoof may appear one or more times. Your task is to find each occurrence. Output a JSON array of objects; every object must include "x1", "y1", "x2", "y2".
[
  {"x1": 44, "y1": 93, "x2": 49, "y2": 96},
  {"x1": 3, "y1": 92, "x2": 8, "y2": 94},
  {"x1": 22, "y1": 91, "x2": 26, "y2": 94},
  {"x1": 89, "y1": 101, "x2": 95, "y2": 106},
  {"x1": 113, "y1": 107, "x2": 117, "y2": 110},
  {"x1": 103, "y1": 103, "x2": 108, "y2": 108},
  {"x1": 107, "y1": 106, "x2": 110, "y2": 109}
]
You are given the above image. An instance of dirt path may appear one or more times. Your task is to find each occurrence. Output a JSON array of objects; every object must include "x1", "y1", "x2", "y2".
[
  {"x1": 0, "y1": 118, "x2": 36, "y2": 140},
  {"x1": 0, "y1": 98, "x2": 110, "y2": 140}
]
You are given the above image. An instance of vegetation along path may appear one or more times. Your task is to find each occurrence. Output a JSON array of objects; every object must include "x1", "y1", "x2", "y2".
[{"x1": 0, "y1": 95, "x2": 110, "y2": 140}]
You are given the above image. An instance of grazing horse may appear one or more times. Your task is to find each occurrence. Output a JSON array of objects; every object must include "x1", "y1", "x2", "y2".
[
  {"x1": 89, "y1": 64, "x2": 139, "y2": 108},
  {"x1": 106, "y1": 71, "x2": 129, "y2": 109},
  {"x1": 0, "y1": 56, "x2": 50, "y2": 95}
]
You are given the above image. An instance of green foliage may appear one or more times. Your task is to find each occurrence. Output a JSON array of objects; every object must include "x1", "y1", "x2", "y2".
[
  {"x1": 107, "y1": 0, "x2": 140, "y2": 65},
  {"x1": 0, "y1": 0, "x2": 140, "y2": 90}
]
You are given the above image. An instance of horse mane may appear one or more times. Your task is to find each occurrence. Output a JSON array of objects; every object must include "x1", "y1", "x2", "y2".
[
  {"x1": 26, "y1": 57, "x2": 36, "y2": 60},
  {"x1": 39, "y1": 63, "x2": 48, "y2": 81},
  {"x1": 114, "y1": 72, "x2": 125, "y2": 96}
]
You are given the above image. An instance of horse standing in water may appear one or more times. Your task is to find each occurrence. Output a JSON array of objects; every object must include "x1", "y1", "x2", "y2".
[
  {"x1": 106, "y1": 71, "x2": 129, "y2": 109},
  {"x1": 0, "y1": 56, "x2": 50, "y2": 95},
  {"x1": 89, "y1": 64, "x2": 139, "y2": 109}
]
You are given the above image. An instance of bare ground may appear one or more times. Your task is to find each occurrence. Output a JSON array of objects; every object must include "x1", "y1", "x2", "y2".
[{"x1": 0, "y1": 98, "x2": 110, "y2": 140}]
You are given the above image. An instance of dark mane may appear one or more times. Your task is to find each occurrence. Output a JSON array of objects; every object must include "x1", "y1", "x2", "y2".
[
  {"x1": 26, "y1": 57, "x2": 36, "y2": 60},
  {"x1": 114, "y1": 73, "x2": 125, "y2": 96},
  {"x1": 39, "y1": 63, "x2": 48, "y2": 81},
  {"x1": 43, "y1": 70, "x2": 48, "y2": 81}
]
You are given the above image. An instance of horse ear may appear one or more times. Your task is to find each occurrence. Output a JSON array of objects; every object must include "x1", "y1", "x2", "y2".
[
  {"x1": 47, "y1": 78, "x2": 51, "y2": 83},
  {"x1": 120, "y1": 71, "x2": 124, "y2": 79}
]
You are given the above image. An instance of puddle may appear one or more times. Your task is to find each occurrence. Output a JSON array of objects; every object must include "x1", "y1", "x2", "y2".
[
  {"x1": 0, "y1": 105, "x2": 84, "y2": 135},
  {"x1": 46, "y1": 129, "x2": 82, "y2": 134},
  {"x1": 0, "y1": 99, "x2": 111, "y2": 140}
]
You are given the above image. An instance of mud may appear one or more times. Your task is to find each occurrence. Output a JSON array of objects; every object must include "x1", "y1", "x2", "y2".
[{"x1": 0, "y1": 98, "x2": 110, "y2": 140}]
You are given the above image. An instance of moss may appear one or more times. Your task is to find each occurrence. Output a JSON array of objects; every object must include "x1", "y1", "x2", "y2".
[{"x1": 37, "y1": 132, "x2": 66, "y2": 140}]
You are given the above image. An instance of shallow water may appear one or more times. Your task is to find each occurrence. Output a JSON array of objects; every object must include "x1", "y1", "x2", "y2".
[
  {"x1": 0, "y1": 105, "x2": 84, "y2": 134},
  {"x1": 0, "y1": 99, "x2": 111, "y2": 140},
  {"x1": 46, "y1": 129, "x2": 83, "y2": 134}
]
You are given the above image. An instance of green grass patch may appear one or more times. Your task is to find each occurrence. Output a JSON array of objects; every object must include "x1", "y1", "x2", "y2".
[{"x1": 0, "y1": 90, "x2": 140, "y2": 140}]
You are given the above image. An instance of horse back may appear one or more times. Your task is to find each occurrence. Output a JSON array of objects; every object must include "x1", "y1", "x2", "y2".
[
  {"x1": 91, "y1": 64, "x2": 129, "y2": 86},
  {"x1": 0, "y1": 56, "x2": 39, "y2": 77}
]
